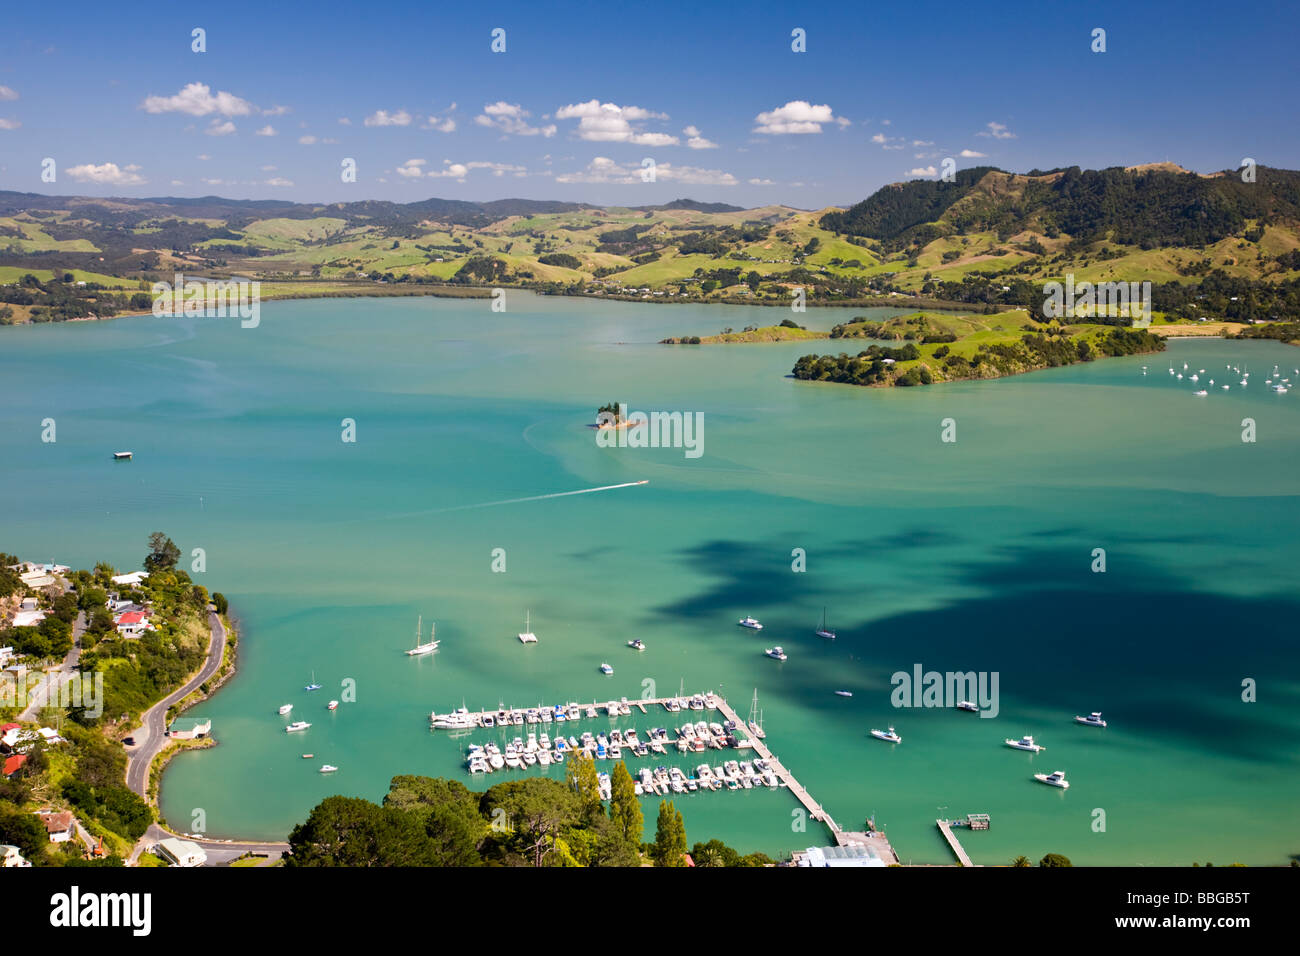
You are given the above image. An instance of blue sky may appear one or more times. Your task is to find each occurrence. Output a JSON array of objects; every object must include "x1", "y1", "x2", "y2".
[{"x1": 1, "y1": 0, "x2": 1296, "y2": 209}]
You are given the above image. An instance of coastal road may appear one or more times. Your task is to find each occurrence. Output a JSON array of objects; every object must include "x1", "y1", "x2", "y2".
[
  {"x1": 132, "y1": 822, "x2": 288, "y2": 867},
  {"x1": 124, "y1": 609, "x2": 226, "y2": 800},
  {"x1": 18, "y1": 611, "x2": 85, "y2": 721}
]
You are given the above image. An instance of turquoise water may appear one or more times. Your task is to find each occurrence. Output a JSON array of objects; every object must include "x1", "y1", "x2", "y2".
[{"x1": 2, "y1": 294, "x2": 1298, "y2": 865}]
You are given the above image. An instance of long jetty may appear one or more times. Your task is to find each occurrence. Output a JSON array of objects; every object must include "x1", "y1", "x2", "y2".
[{"x1": 936, "y1": 819, "x2": 975, "y2": 866}]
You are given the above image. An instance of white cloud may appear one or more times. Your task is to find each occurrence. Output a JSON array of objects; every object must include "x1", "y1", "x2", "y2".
[
  {"x1": 396, "y1": 158, "x2": 427, "y2": 178},
  {"x1": 555, "y1": 100, "x2": 673, "y2": 145},
  {"x1": 255, "y1": 125, "x2": 277, "y2": 137},
  {"x1": 475, "y1": 101, "x2": 556, "y2": 137},
  {"x1": 556, "y1": 156, "x2": 736, "y2": 185},
  {"x1": 683, "y1": 125, "x2": 718, "y2": 149},
  {"x1": 977, "y1": 121, "x2": 1016, "y2": 140},
  {"x1": 264, "y1": 177, "x2": 294, "y2": 187},
  {"x1": 298, "y1": 135, "x2": 317, "y2": 145},
  {"x1": 0, "y1": 86, "x2": 17, "y2": 101},
  {"x1": 871, "y1": 133, "x2": 889, "y2": 144},
  {"x1": 205, "y1": 119, "x2": 237, "y2": 136},
  {"x1": 0, "y1": 118, "x2": 21, "y2": 130},
  {"x1": 747, "y1": 177, "x2": 774, "y2": 185},
  {"x1": 66, "y1": 162, "x2": 146, "y2": 185},
  {"x1": 753, "y1": 101, "x2": 846, "y2": 134},
  {"x1": 912, "y1": 139, "x2": 934, "y2": 147},
  {"x1": 196, "y1": 153, "x2": 211, "y2": 160},
  {"x1": 261, "y1": 164, "x2": 277, "y2": 171},
  {"x1": 908, "y1": 166, "x2": 937, "y2": 177},
  {"x1": 262, "y1": 105, "x2": 290, "y2": 116},
  {"x1": 170, "y1": 179, "x2": 184, "y2": 186},
  {"x1": 337, "y1": 117, "x2": 352, "y2": 126},
  {"x1": 141, "y1": 82, "x2": 254, "y2": 117},
  {"x1": 364, "y1": 109, "x2": 412, "y2": 127},
  {"x1": 960, "y1": 148, "x2": 987, "y2": 158}
]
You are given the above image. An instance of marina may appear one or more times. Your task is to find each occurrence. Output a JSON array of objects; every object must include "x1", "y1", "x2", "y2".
[{"x1": 435, "y1": 690, "x2": 897, "y2": 857}]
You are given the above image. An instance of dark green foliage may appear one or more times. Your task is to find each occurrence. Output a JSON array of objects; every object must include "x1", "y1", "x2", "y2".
[
  {"x1": 62, "y1": 779, "x2": 152, "y2": 840},
  {"x1": 144, "y1": 532, "x2": 180, "y2": 573},
  {"x1": 538, "y1": 252, "x2": 582, "y2": 269}
]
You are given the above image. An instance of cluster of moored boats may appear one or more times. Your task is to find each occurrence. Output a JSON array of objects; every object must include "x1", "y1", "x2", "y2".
[
  {"x1": 464, "y1": 718, "x2": 753, "y2": 775},
  {"x1": 432, "y1": 692, "x2": 718, "y2": 730},
  {"x1": 866, "y1": 707, "x2": 1109, "y2": 791},
  {"x1": 1164, "y1": 361, "x2": 1295, "y2": 397},
  {"x1": 638, "y1": 760, "x2": 783, "y2": 796}
]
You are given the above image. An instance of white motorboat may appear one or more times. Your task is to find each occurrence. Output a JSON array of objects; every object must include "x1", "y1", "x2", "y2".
[
  {"x1": 1193, "y1": 389, "x2": 1208, "y2": 397},
  {"x1": 599, "y1": 662, "x2": 614, "y2": 675},
  {"x1": 764, "y1": 646, "x2": 787, "y2": 661},
  {"x1": 285, "y1": 721, "x2": 311, "y2": 733},
  {"x1": 406, "y1": 614, "x2": 439, "y2": 656},
  {"x1": 319, "y1": 764, "x2": 338, "y2": 773},
  {"x1": 1006, "y1": 735, "x2": 1045, "y2": 753},
  {"x1": 278, "y1": 704, "x2": 293, "y2": 715},
  {"x1": 956, "y1": 700, "x2": 978, "y2": 712},
  {"x1": 814, "y1": 607, "x2": 836, "y2": 639},
  {"x1": 627, "y1": 639, "x2": 645, "y2": 651},
  {"x1": 870, "y1": 727, "x2": 901, "y2": 744},
  {"x1": 738, "y1": 616, "x2": 763, "y2": 630},
  {"x1": 518, "y1": 610, "x2": 538, "y2": 644},
  {"x1": 430, "y1": 707, "x2": 477, "y2": 730},
  {"x1": 1033, "y1": 770, "x2": 1070, "y2": 789},
  {"x1": 1074, "y1": 711, "x2": 1107, "y2": 728},
  {"x1": 327, "y1": 700, "x2": 338, "y2": 711},
  {"x1": 834, "y1": 690, "x2": 853, "y2": 698}
]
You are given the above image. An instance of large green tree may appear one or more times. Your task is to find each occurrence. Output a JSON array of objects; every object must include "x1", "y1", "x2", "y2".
[
  {"x1": 652, "y1": 800, "x2": 687, "y2": 867},
  {"x1": 565, "y1": 752, "x2": 604, "y2": 823},
  {"x1": 608, "y1": 761, "x2": 642, "y2": 846},
  {"x1": 144, "y1": 532, "x2": 181, "y2": 573}
]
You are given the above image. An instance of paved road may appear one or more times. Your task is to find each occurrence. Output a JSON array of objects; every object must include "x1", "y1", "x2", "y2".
[
  {"x1": 122, "y1": 609, "x2": 292, "y2": 865},
  {"x1": 124, "y1": 609, "x2": 227, "y2": 799},
  {"x1": 18, "y1": 611, "x2": 85, "y2": 721}
]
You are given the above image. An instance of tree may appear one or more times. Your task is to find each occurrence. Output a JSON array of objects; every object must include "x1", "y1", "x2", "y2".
[
  {"x1": 211, "y1": 592, "x2": 228, "y2": 615},
  {"x1": 1039, "y1": 853, "x2": 1073, "y2": 867},
  {"x1": 565, "y1": 752, "x2": 604, "y2": 824},
  {"x1": 0, "y1": 809, "x2": 47, "y2": 863},
  {"x1": 652, "y1": 799, "x2": 687, "y2": 867},
  {"x1": 481, "y1": 778, "x2": 580, "y2": 868},
  {"x1": 607, "y1": 761, "x2": 642, "y2": 845},
  {"x1": 691, "y1": 838, "x2": 740, "y2": 867},
  {"x1": 1012, "y1": 855, "x2": 1032, "y2": 867},
  {"x1": 144, "y1": 532, "x2": 180, "y2": 573}
]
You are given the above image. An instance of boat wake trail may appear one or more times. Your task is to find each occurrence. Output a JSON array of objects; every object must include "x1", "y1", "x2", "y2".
[{"x1": 373, "y1": 480, "x2": 650, "y2": 520}]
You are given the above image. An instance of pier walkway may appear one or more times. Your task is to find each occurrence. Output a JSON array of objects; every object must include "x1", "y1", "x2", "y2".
[{"x1": 936, "y1": 819, "x2": 976, "y2": 866}]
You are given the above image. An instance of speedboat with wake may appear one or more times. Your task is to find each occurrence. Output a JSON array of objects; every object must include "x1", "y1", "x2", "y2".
[
  {"x1": 870, "y1": 727, "x2": 901, "y2": 744},
  {"x1": 1005, "y1": 735, "x2": 1045, "y2": 752}
]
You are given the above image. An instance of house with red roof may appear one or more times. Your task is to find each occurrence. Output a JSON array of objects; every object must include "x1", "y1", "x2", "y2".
[
  {"x1": 2, "y1": 753, "x2": 26, "y2": 777},
  {"x1": 114, "y1": 609, "x2": 154, "y2": 637}
]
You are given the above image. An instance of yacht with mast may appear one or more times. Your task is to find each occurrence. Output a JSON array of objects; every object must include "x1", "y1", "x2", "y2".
[
  {"x1": 406, "y1": 615, "x2": 439, "y2": 656},
  {"x1": 518, "y1": 610, "x2": 538, "y2": 644},
  {"x1": 814, "y1": 607, "x2": 836, "y2": 639}
]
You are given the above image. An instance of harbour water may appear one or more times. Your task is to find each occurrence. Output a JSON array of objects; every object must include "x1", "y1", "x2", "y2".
[{"x1": 2, "y1": 293, "x2": 1298, "y2": 864}]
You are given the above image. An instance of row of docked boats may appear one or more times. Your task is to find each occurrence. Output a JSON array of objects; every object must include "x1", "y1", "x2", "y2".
[
  {"x1": 636, "y1": 759, "x2": 783, "y2": 796},
  {"x1": 431, "y1": 692, "x2": 719, "y2": 730}
]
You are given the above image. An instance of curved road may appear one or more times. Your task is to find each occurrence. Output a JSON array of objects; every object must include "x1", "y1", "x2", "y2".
[{"x1": 124, "y1": 608, "x2": 291, "y2": 864}]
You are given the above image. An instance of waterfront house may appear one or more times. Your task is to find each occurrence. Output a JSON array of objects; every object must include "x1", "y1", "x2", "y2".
[
  {"x1": 1, "y1": 844, "x2": 31, "y2": 867},
  {"x1": 36, "y1": 811, "x2": 75, "y2": 843},
  {"x1": 110, "y1": 571, "x2": 149, "y2": 588},
  {"x1": 114, "y1": 610, "x2": 154, "y2": 637},
  {"x1": 154, "y1": 837, "x2": 207, "y2": 867},
  {"x1": 18, "y1": 572, "x2": 55, "y2": 589},
  {"x1": 1, "y1": 724, "x2": 22, "y2": 750},
  {"x1": 166, "y1": 717, "x2": 211, "y2": 740}
]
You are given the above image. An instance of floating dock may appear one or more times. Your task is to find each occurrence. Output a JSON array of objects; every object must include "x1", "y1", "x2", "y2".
[{"x1": 935, "y1": 814, "x2": 989, "y2": 867}]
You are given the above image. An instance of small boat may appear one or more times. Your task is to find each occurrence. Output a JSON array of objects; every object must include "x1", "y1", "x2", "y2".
[
  {"x1": 738, "y1": 616, "x2": 763, "y2": 630},
  {"x1": 406, "y1": 615, "x2": 439, "y2": 656},
  {"x1": 834, "y1": 690, "x2": 852, "y2": 697},
  {"x1": 599, "y1": 662, "x2": 614, "y2": 675},
  {"x1": 319, "y1": 764, "x2": 338, "y2": 773},
  {"x1": 814, "y1": 607, "x2": 836, "y2": 640},
  {"x1": 1074, "y1": 711, "x2": 1107, "y2": 728},
  {"x1": 327, "y1": 700, "x2": 339, "y2": 711},
  {"x1": 1033, "y1": 770, "x2": 1070, "y2": 789},
  {"x1": 278, "y1": 704, "x2": 293, "y2": 716},
  {"x1": 626, "y1": 639, "x2": 645, "y2": 651},
  {"x1": 286, "y1": 721, "x2": 311, "y2": 733},
  {"x1": 113, "y1": 451, "x2": 133, "y2": 460},
  {"x1": 956, "y1": 701, "x2": 978, "y2": 712},
  {"x1": 518, "y1": 610, "x2": 538, "y2": 644},
  {"x1": 1006, "y1": 735, "x2": 1045, "y2": 753},
  {"x1": 304, "y1": 672, "x2": 322, "y2": 692},
  {"x1": 301, "y1": 753, "x2": 313, "y2": 759},
  {"x1": 1193, "y1": 389, "x2": 1208, "y2": 397},
  {"x1": 870, "y1": 727, "x2": 901, "y2": 744},
  {"x1": 764, "y1": 646, "x2": 787, "y2": 661}
]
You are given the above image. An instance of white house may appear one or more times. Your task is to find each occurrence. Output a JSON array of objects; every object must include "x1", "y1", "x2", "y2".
[
  {"x1": 11, "y1": 610, "x2": 46, "y2": 628},
  {"x1": 155, "y1": 837, "x2": 207, "y2": 867},
  {"x1": 110, "y1": 571, "x2": 149, "y2": 588},
  {"x1": 114, "y1": 610, "x2": 154, "y2": 637},
  {"x1": 36, "y1": 811, "x2": 75, "y2": 843},
  {"x1": 0, "y1": 844, "x2": 31, "y2": 867},
  {"x1": 18, "y1": 572, "x2": 54, "y2": 589}
]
